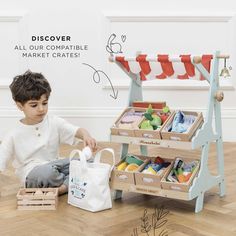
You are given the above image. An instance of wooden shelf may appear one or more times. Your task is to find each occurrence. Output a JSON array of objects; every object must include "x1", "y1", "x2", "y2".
[
  {"x1": 110, "y1": 182, "x2": 192, "y2": 201},
  {"x1": 111, "y1": 135, "x2": 194, "y2": 150}
]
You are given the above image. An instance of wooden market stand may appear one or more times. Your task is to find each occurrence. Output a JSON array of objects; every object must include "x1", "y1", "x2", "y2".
[{"x1": 109, "y1": 51, "x2": 227, "y2": 213}]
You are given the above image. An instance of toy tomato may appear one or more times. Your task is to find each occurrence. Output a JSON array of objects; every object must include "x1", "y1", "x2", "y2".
[
  {"x1": 154, "y1": 156, "x2": 164, "y2": 164},
  {"x1": 160, "y1": 114, "x2": 169, "y2": 123}
]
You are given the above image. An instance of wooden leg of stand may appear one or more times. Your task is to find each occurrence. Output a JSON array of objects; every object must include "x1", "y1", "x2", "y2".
[
  {"x1": 195, "y1": 192, "x2": 204, "y2": 213},
  {"x1": 219, "y1": 180, "x2": 226, "y2": 197},
  {"x1": 113, "y1": 190, "x2": 123, "y2": 200}
]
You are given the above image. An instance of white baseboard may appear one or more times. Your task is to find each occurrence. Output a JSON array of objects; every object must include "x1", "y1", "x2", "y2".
[{"x1": 0, "y1": 106, "x2": 236, "y2": 141}]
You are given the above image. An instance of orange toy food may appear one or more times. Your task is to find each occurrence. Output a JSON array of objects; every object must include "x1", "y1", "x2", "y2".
[{"x1": 125, "y1": 163, "x2": 139, "y2": 172}]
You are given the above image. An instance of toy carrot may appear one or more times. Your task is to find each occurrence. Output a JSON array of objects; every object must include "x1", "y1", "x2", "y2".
[
  {"x1": 176, "y1": 168, "x2": 186, "y2": 183},
  {"x1": 184, "y1": 172, "x2": 192, "y2": 182}
]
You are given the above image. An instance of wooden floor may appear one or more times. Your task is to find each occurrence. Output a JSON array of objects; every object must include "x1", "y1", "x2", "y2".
[{"x1": 0, "y1": 142, "x2": 236, "y2": 236}]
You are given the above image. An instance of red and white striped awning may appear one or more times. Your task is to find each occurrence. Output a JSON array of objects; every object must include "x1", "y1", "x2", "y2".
[{"x1": 114, "y1": 54, "x2": 213, "y2": 81}]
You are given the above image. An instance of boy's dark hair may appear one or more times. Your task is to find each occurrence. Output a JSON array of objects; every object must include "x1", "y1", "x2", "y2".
[{"x1": 9, "y1": 70, "x2": 51, "y2": 104}]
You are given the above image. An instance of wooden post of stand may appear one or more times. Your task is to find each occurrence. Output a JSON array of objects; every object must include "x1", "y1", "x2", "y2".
[{"x1": 191, "y1": 51, "x2": 226, "y2": 212}]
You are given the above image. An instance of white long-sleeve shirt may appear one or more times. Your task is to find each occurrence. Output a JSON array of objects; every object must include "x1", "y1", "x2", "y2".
[{"x1": 0, "y1": 115, "x2": 78, "y2": 184}]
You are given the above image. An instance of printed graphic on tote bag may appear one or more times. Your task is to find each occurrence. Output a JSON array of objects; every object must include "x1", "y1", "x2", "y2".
[{"x1": 70, "y1": 177, "x2": 87, "y2": 199}]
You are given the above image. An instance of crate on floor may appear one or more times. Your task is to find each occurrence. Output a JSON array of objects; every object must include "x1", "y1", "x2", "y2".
[{"x1": 16, "y1": 188, "x2": 58, "y2": 210}]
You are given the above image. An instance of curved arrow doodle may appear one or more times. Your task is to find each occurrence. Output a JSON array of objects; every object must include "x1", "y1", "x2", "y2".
[{"x1": 82, "y1": 63, "x2": 118, "y2": 99}]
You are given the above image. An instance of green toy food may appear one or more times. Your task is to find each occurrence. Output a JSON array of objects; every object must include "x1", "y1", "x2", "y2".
[
  {"x1": 159, "y1": 106, "x2": 170, "y2": 123},
  {"x1": 146, "y1": 104, "x2": 154, "y2": 114},
  {"x1": 125, "y1": 155, "x2": 144, "y2": 166},
  {"x1": 150, "y1": 116, "x2": 162, "y2": 127},
  {"x1": 140, "y1": 104, "x2": 163, "y2": 130},
  {"x1": 140, "y1": 120, "x2": 153, "y2": 130},
  {"x1": 162, "y1": 106, "x2": 170, "y2": 113}
]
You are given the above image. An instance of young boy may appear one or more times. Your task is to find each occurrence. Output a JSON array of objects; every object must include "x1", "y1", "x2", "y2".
[{"x1": 0, "y1": 70, "x2": 97, "y2": 195}]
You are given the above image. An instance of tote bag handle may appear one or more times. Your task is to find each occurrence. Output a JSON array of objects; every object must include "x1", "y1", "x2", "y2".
[
  {"x1": 94, "y1": 148, "x2": 115, "y2": 171},
  {"x1": 69, "y1": 149, "x2": 87, "y2": 169},
  {"x1": 69, "y1": 147, "x2": 115, "y2": 170}
]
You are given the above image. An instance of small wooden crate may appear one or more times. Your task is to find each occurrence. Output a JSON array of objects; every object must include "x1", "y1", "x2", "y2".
[
  {"x1": 110, "y1": 155, "x2": 149, "y2": 186},
  {"x1": 161, "y1": 158, "x2": 200, "y2": 192},
  {"x1": 111, "y1": 107, "x2": 144, "y2": 137},
  {"x1": 135, "y1": 157, "x2": 172, "y2": 188},
  {"x1": 161, "y1": 111, "x2": 203, "y2": 141},
  {"x1": 135, "y1": 109, "x2": 173, "y2": 139},
  {"x1": 17, "y1": 188, "x2": 58, "y2": 210}
]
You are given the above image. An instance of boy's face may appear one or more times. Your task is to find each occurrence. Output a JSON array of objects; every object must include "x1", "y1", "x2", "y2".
[{"x1": 16, "y1": 94, "x2": 49, "y2": 125}]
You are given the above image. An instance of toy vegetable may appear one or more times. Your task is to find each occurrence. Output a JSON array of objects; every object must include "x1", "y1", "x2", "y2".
[
  {"x1": 159, "y1": 106, "x2": 170, "y2": 123},
  {"x1": 140, "y1": 104, "x2": 162, "y2": 130},
  {"x1": 125, "y1": 163, "x2": 139, "y2": 172},
  {"x1": 175, "y1": 168, "x2": 186, "y2": 183},
  {"x1": 117, "y1": 162, "x2": 128, "y2": 171}
]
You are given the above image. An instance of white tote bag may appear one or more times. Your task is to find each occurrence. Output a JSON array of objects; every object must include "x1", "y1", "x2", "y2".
[{"x1": 68, "y1": 148, "x2": 115, "y2": 212}]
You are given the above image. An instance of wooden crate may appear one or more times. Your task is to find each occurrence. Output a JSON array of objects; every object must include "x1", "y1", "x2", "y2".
[
  {"x1": 135, "y1": 109, "x2": 173, "y2": 139},
  {"x1": 161, "y1": 111, "x2": 203, "y2": 141},
  {"x1": 135, "y1": 157, "x2": 172, "y2": 188},
  {"x1": 161, "y1": 158, "x2": 200, "y2": 192},
  {"x1": 110, "y1": 107, "x2": 144, "y2": 137},
  {"x1": 110, "y1": 155, "x2": 149, "y2": 186},
  {"x1": 17, "y1": 188, "x2": 58, "y2": 210}
]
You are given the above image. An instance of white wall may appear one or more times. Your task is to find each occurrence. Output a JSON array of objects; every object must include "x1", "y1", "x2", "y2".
[{"x1": 0, "y1": 0, "x2": 236, "y2": 141}]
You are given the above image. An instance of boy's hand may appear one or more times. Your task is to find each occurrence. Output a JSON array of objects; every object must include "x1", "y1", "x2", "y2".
[
  {"x1": 83, "y1": 134, "x2": 97, "y2": 152},
  {"x1": 76, "y1": 128, "x2": 97, "y2": 152}
]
